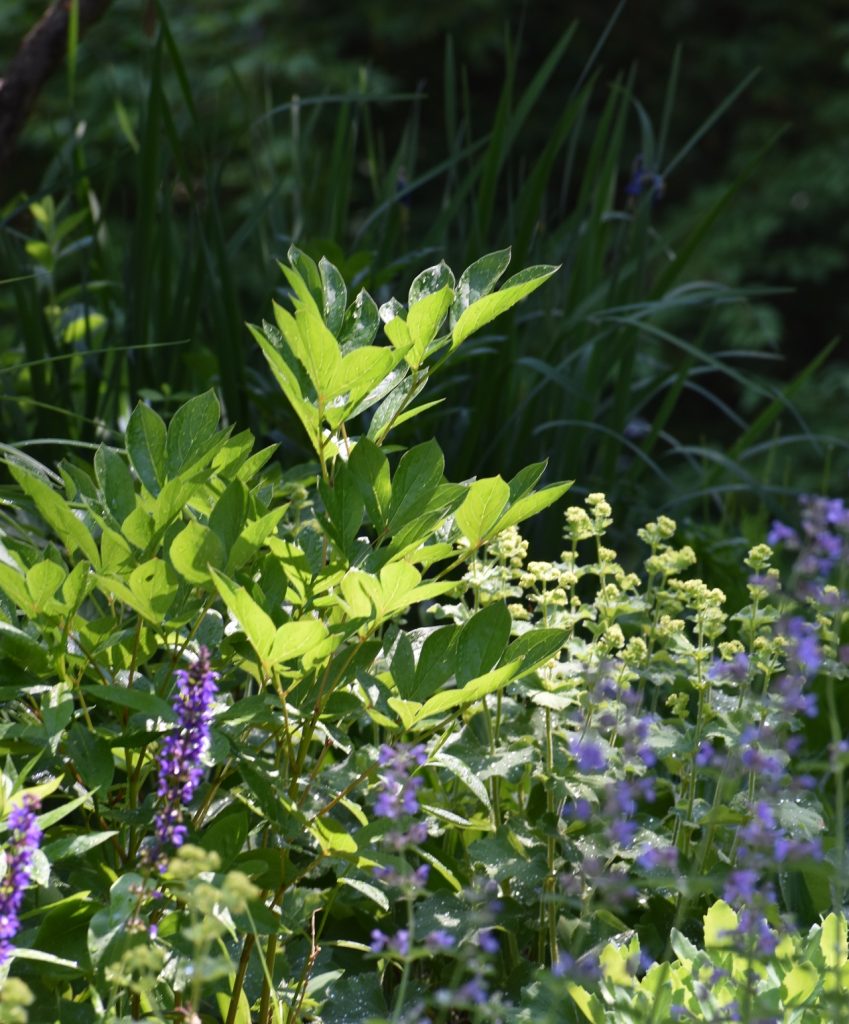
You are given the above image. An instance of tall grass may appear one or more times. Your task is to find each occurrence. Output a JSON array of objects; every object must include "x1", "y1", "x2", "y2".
[{"x1": 0, "y1": 2, "x2": 839, "y2": 540}]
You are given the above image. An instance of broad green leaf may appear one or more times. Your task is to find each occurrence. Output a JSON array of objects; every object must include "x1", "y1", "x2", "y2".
[
  {"x1": 379, "y1": 296, "x2": 406, "y2": 324},
  {"x1": 0, "y1": 621, "x2": 49, "y2": 675},
  {"x1": 451, "y1": 264, "x2": 559, "y2": 350},
  {"x1": 209, "y1": 479, "x2": 249, "y2": 558},
  {"x1": 503, "y1": 628, "x2": 568, "y2": 677},
  {"x1": 450, "y1": 247, "x2": 512, "y2": 327},
  {"x1": 252, "y1": 323, "x2": 322, "y2": 455},
  {"x1": 367, "y1": 371, "x2": 426, "y2": 443},
  {"x1": 455, "y1": 602, "x2": 511, "y2": 684},
  {"x1": 337, "y1": 346, "x2": 397, "y2": 409},
  {"x1": 704, "y1": 900, "x2": 738, "y2": 948},
  {"x1": 165, "y1": 389, "x2": 221, "y2": 477},
  {"x1": 125, "y1": 401, "x2": 166, "y2": 495},
  {"x1": 9, "y1": 464, "x2": 99, "y2": 567},
  {"x1": 26, "y1": 560, "x2": 66, "y2": 610},
  {"x1": 492, "y1": 480, "x2": 573, "y2": 534},
  {"x1": 339, "y1": 877, "x2": 389, "y2": 911},
  {"x1": 565, "y1": 983, "x2": 605, "y2": 1024},
  {"x1": 211, "y1": 568, "x2": 276, "y2": 662},
  {"x1": 348, "y1": 438, "x2": 391, "y2": 532},
  {"x1": 287, "y1": 245, "x2": 324, "y2": 307},
  {"x1": 93, "y1": 445, "x2": 135, "y2": 525},
  {"x1": 87, "y1": 873, "x2": 144, "y2": 967},
  {"x1": 417, "y1": 661, "x2": 519, "y2": 721},
  {"x1": 82, "y1": 684, "x2": 175, "y2": 721},
  {"x1": 340, "y1": 288, "x2": 379, "y2": 351},
  {"x1": 319, "y1": 256, "x2": 347, "y2": 335},
  {"x1": 128, "y1": 558, "x2": 179, "y2": 620},
  {"x1": 781, "y1": 961, "x2": 818, "y2": 1007},
  {"x1": 455, "y1": 476, "x2": 510, "y2": 547},
  {"x1": 0, "y1": 563, "x2": 30, "y2": 612},
  {"x1": 507, "y1": 460, "x2": 548, "y2": 503},
  {"x1": 294, "y1": 305, "x2": 343, "y2": 400},
  {"x1": 378, "y1": 561, "x2": 421, "y2": 614},
  {"x1": 44, "y1": 831, "x2": 119, "y2": 862},
  {"x1": 409, "y1": 261, "x2": 455, "y2": 306},
  {"x1": 412, "y1": 625, "x2": 458, "y2": 701},
  {"x1": 433, "y1": 752, "x2": 492, "y2": 811},
  {"x1": 821, "y1": 912, "x2": 848, "y2": 968},
  {"x1": 339, "y1": 569, "x2": 383, "y2": 622},
  {"x1": 170, "y1": 520, "x2": 226, "y2": 584},
  {"x1": 65, "y1": 723, "x2": 114, "y2": 792},
  {"x1": 268, "y1": 618, "x2": 330, "y2": 665},
  {"x1": 320, "y1": 466, "x2": 365, "y2": 561},
  {"x1": 383, "y1": 313, "x2": 412, "y2": 352},
  {"x1": 311, "y1": 817, "x2": 358, "y2": 855},
  {"x1": 406, "y1": 285, "x2": 453, "y2": 367},
  {"x1": 387, "y1": 440, "x2": 445, "y2": 533}
]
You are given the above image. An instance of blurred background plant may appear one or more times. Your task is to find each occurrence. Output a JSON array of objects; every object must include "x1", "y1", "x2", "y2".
[{"x1": 2, "y1": 0, "x2": 847, "y2": 555}]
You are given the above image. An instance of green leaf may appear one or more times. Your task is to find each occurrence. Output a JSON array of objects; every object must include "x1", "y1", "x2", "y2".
[
  {"x1": 93, "y1": 445, "x2": 136, "y2": 524},
  {"x1": 406, "y1": 285, "x2": 453, "y2": 367},
  {"x1": 451, "y1": 264, "x2": 559, "y2": 350},
  {"x1": 0, "y1": 563, "x2": 31, "y2": 612},
  {"x1": 409, "y1": 261, "x2": 456, "y2": 305},
  {"x1": 566, "y1": 983, "x2": 606, "y2": 1024},
  {"x1": 82, "y1": 684, "x2": 176, "y2": 721},
  {"x1": 87, "y1": 873, "x2": 144, "y2": 967},
  {"x1": 455, "y1": 602, "x2": 511, "y2": 684},
  {"x1": 209, "y1": 479, "x2": 248, "y2": 559},
  {"x1": 287, "y1": 245, "x2": 324, "y2": 307},
  {"x1": 319, "y1": 256, "x2": 347, "y2": 336},
  {"x1": 492, "y1": 480, "x2": 573, "y2": 534},
  {"x1": 450, "y1": 247, "x2": 512, "y2": 327},
  {"x1": 170, "y1": 520, "x2": 226, "y2": 584},
  {"x1": 165, "y1": 389, "x2": 221, "y2": 477},
  {"x1": 251, "y1": 323, "x2": 322, "y2": 457},
  {"x1": 0, "y1": 621, "x2": 49, "y2": 675},
  {"x1": 781, "y1": 961, "x2": 818, "y2": 1007},
  {"x1": 417, "y1": 661, "x2": 519, "y2": 721},
  {"x1": 125, "y1": 401, "x2": 166, "y2": 496},
  {"x1": 821, "y1": 912, "x2": 848, "y2": 968},
  {"x1": 336, "y1": 346, "x2": 397, "y2": 410},
  {"x1": 26, "y1": 560, "x2": 66, "y2": 610},
  {"x1": 9, "y1": 464, "x2": 100, "y2": 567},
  {"x1": 411, "y1": 626, "x2": 458, "y2": 701},
  {"x1": 503, "y1": 628, "x2": 568, "y2": 677},
  {"x1": 387, "y1": 440, "x2": 445, "y2": 533},
  {"x1": 290, "y1": 304, "x2": 343, "y2": 400},
  {"x1": 268, "y1": 618, "x2": 330, "y2": 665},
  {"x1": 128, "y1": 558, "x2": 179, "y2": 620},
  {"x1": 340, "y1": 288, "x2": 379, "y2": 350},
  {"x1": 210, "y1": 568, "x2": 276, "y2": 663},
  {"x1": 320, "y1": 465, "x2": 365, "y2": 561},
  {"x1": 44, "y1": 830, "x2": 119, "y2": 862},
  {"x1": 433, "y1": 751, "x2": 492, "y2": 812},
  {"x1": 348, "y1": 437, "x2": 391, "y2": 532},
  {"x1": 65, "y1": 723, "x2": 114, "y2": 792},
  {"x1": 455, "y1": 476, "x2": 510, "y2": 546},
  {"x1": 704, "y1": 900, "x2": 738, "y2": 948}
]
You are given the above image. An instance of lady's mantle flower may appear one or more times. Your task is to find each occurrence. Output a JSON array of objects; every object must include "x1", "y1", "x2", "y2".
[
  {"x1": 0, "y1": 797, "x2": 42, "y2": 966},
  {"x1": 145, "y1": 647, "x2": 218, "y2": 870}
]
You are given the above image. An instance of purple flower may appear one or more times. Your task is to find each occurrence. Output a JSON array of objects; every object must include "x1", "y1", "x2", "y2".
[
  {"x1": 145, "y1": 647, "x2": 218, "y2": 870},
  {"x1": 783, "y1": 617, "x2": 821, "y2": 675},
  {"x1": 0, "y1": 796, "x2": 42, "y2": 966},
  {"x1": 424, "y1": 929, "x2": 454, "y2": 951},
  {"x1": 478, "y1": 929, "x2": 500, "y2": 954},
  {"x1": 723, "y1": 869, "x2": 759, "y2": 905},
  {"x1": 563, "y1": 797, "x2": 593, "y2": 822},
  {"x1": 767, "y1": 520, "x2": 799, "y2": 548},
  {"x1": 708, "y1": 651, "x2": 750, "y2": 683},
  {"x1": 570, "y1": 738, "x2": 607, "y2": 774},
  {"x1": 637, "y1": 846, "x2": 678, "y2": 872},
  {"x1": 374, "y1": 743, "x2": 427, "y2": 820}
]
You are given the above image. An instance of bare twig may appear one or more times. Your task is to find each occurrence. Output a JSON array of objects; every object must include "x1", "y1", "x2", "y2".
[{"x1": 0, "y1": 0, "x2": 113, "y2": 167}]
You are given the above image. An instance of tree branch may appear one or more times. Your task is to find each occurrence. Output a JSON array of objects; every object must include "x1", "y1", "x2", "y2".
[{"x1": 0, "y1": 0, "x2": 113, "y2": 169}]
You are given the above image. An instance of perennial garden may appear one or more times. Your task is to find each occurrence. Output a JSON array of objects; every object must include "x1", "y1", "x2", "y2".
[{"x1": 0, "y1": 249, "x2": 847, "y2": 1023}]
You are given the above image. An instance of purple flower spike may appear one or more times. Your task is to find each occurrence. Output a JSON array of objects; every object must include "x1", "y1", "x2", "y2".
[
  {"x1": 570, "y1": 738, "x2": 607, "y2": 774},
  {"x1": 373, "y1": 743, "x2": 428, "y2": 820},
  {"x1": 145, "y1": 647, "x2": 218, "y2": 871},
  {"x1": 0, "y1": 796, "x2": 42, "y2": 966}
]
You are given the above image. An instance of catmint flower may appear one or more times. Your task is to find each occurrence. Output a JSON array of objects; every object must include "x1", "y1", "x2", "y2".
[
  {"x1": 0, "y1": 797, "x2": 42, "y2": 966},
  {"x1": 569, "y1": 738, "x2": 607, "y2": 773},
  {"x1": 766, "y1": 520, "x2": 798, "y2": 548},
  {"x1": 478, "y1": 929, "x2": 499, "y2": 954},
  {"x1": 723, "y1": 868, "x2": 760, "y2": 906},
  {"x1": 424, "y1": 929, "x2": 454, "y2": 952},
  {"x1": 374, "y1": 743, "x2": 427, "y2": 819},
  {"x1": 637, "y1": 845, "x2": 678, "y2": 871},
  {"x1": 145, "y1": 647, "x2": 218, "y2": 870},
  {"x1": 783, "y1": 617, "x2": 821, "y2": 675}
]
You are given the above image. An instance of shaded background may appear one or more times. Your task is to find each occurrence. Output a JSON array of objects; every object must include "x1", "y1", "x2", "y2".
[{"x1": 2, "y1": 0, "x2": 848, "y2": 564}]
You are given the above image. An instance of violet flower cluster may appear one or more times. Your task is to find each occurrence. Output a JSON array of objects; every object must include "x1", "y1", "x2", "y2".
[
  {"x1": 145, "y1": 647, "x2": 218, "y2": 871},
  {"x1": 0, "y1": 796, "x2": 42, "y2": 966}
]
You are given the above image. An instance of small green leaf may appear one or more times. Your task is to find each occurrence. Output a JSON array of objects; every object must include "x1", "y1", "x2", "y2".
[
  {"x1": 348, "y1": 438, "x2": 391, "y2": 532},
  {"x1": 450, "y1": 247, "x2": 512, "y2": 327},
  {"x1": 165, "y1": 390, "x2": 221, "y2": 477},
  {"x1": 319, "y1": 256, "x2": 347, "y2": 336},
  {"x1": 455, "y1": 476, "x2": 510, "y2": 546},
  {"x1": 821, "y1": 912, "x2": 848, "y2": 968},
  {"x1": 209, "y1": 479, "x2": 249, "y2": 559},
  {"x1": 211, "y1": 568, "x2": 276, "y2": 663},
  {"x1": 704, "y1": 900, "x2": 738, "y2": 948},
  {"x1": 406, "y1": 285, "x2": 453, "y2": 367},
  {"x1": 0, "y1": 621, "x2": 50, "y2": 675},
  {"x1": 451, "y1": 264, "x2": 559, "y2": 351},
  {"x1": 340, "y1": 288, "x2": 379, "y2": 350},
  {"x1": 418, "y1": 661, "x2": 519, "y2": 721},
  {"x1": 170, "y1": 520, "x2": 226, "y2": 584},
  {"x1": 125, "y1": 401, "x2": 166, "y2": 495},
  {"x1": 9, "y1": 464, "x2": 100, "y2": 567},
  {"x1": 268, "y1": 619, "x2": 330, "y2": 665},
  {"x1": 26, "y1": 561, "x2": 66, "y2": 610},
  {"x1": 94, "y1": 445, "x2": 136, "y2": 524},
  {"x1": 492, "y1": 479, "x2": 573, "y2": 534},
  {"x1": 319, "y1": 465, "x2": 365, "y2": 561}
]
